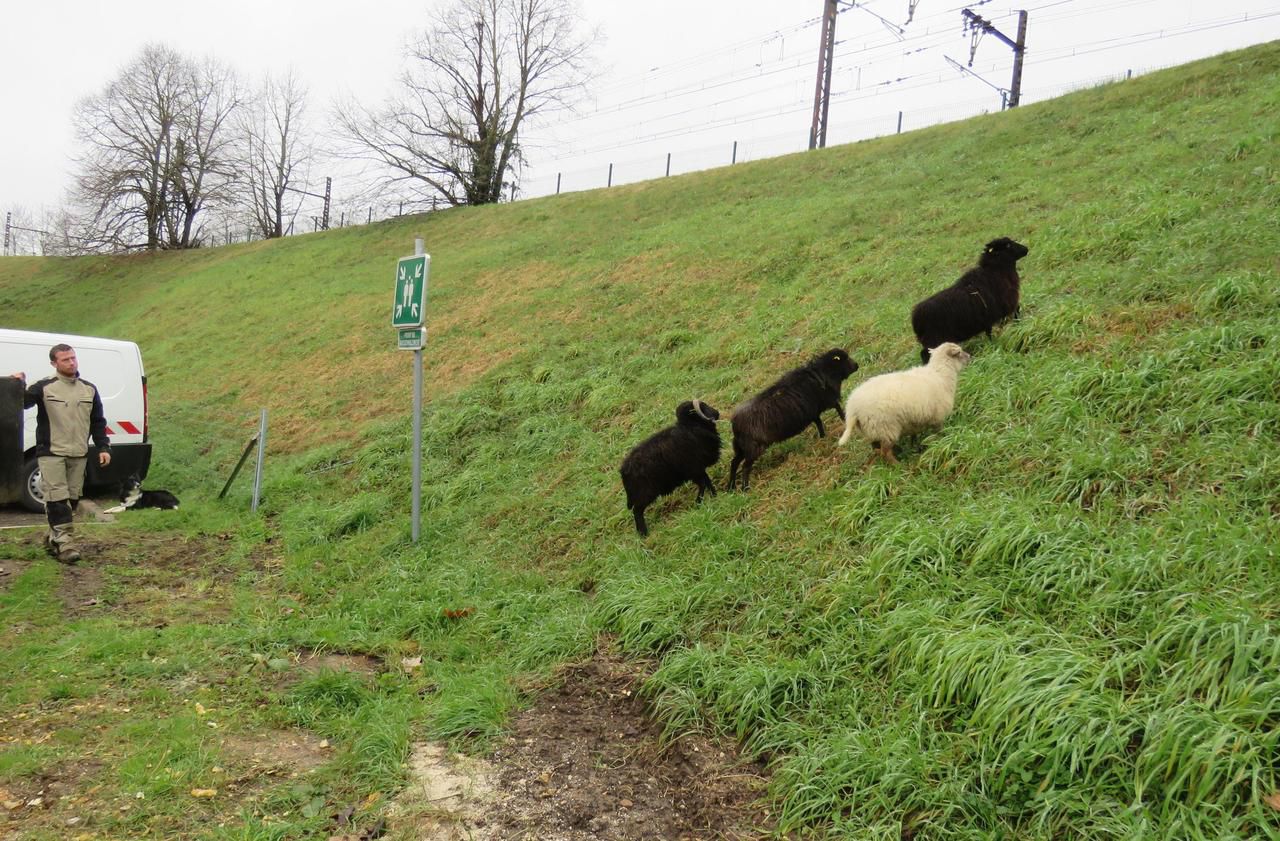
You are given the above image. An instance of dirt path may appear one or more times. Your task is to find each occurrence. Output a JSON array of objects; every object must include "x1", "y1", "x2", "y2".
[{"x1": 385, "y1": 652, "x2": 774, "y2": 841}]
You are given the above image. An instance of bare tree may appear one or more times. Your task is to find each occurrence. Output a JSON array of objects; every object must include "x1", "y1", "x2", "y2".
[
  {"x1": 73, "y1": 45, "x2": 185, "y2": 250},
  {"x1": 241, "y1": 71, "x2": 312, "y2": 238},
  {"x1": 37, "y1": 207, "x2": 91, "y2": 256},
  {"x1": 336, "y1": 0, "x2": 593, "y2": 207},
  {"x1": 166, "y1": 57, "x2": 244, "y2": 248},
  {"x1": 72, "y1": 44, "x2": 242, "y2": 251}
]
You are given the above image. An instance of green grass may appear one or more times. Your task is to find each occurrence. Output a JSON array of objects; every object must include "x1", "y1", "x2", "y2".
[{"x1": 2, "y1": 42, "x2": 1279, "y2": 839}]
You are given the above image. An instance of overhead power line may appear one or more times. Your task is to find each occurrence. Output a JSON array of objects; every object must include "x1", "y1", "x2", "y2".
[
  {"x1": 526, "y1": 5, "x2": 1276, "y2": 169},
  {"x1": 962, "y1": 7, "x2": 1029, "y2": 108},
  {"x1": 810, "y1": 0, "x2": 1026, "y2": 145}
]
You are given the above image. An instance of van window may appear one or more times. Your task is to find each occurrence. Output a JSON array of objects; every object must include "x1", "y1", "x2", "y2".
[{"x1": 79, "y1": 349, "x2": 128, "y2": 401}]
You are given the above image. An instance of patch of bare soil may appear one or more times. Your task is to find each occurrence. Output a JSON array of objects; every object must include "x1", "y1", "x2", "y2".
[
  {"x1": 0, "y1": 537, "x2": 109, "y2": 615},
  {"x1": 388, "y1": 652, "x2": 773, "y2": 841},
  {"x1": 219, "y1": 728, "x2": 333, "y2": 776},
  {"x1": 55, "y1": 562, "x2": 106, "y2": 616},
  {"x1": 88, "y1": 531, "x2": 233, "y2": 577},
  {"x1": 0, "y1": 759, "x2": 106, "y2": 835},
  {"x1": 384, "y1": 744, "x2": 494, "y2": 840},
  {"x1": 297, "y1": 650, "x2": 383, "y2": 676},
  {"x1": 11, "y1": 528, "x2": 257, "y2": 625},
  {"x1": 0, "y1": 558, "x2": 30, "y2": 591},
  {"x1": 2, "y1": 527, "x2": 249, "y2": 623}
]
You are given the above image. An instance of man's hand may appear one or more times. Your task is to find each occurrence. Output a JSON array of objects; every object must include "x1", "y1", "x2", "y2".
[{"x1": 99, "y1": 451, "x2": 111, "y2": 467}]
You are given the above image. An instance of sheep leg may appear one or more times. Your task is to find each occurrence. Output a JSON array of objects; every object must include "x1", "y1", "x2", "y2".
[
  {"x1": 813, "y1": 416, "x2": 827, "y2": 438},
  {"x1": 740, "y1": 458, "x2": 755, "y2": 491},
  {"x1": 695, "y1": 471, "x2": 716, "y2": 501},
  {"x1": 633, "y1": 507, "x2": 649, "y2": 537},
  {"x1": 878, "y1": 440, "x2": 899, "y2": 465},
  {"x1": 727, "y1": 453, "x2": 743, "y2": 491}
]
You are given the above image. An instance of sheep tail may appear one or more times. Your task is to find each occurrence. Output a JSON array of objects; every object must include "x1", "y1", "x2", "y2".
[{"x1": 837, "y1": 416, "x2": 858, "y2": 446}]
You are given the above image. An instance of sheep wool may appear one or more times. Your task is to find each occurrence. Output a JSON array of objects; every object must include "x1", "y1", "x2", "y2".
[
  {"x1": 911, "y1": 237, "x2": 1029, "y2": 363},
  {"x1": 838, "y1": 343, "x2": 971, "y2": 464},
  {"x1": 620, "y1": 400, "x2": 722, "y2": 536},
  {"x1": 727, "y1": 348, "x2": 858, "y2": 491}
]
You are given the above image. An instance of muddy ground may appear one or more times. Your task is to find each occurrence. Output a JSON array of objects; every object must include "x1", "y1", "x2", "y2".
[
  {"x1": 386, "y1": 653, "x2": 774, "y2": 841},
  {"x1": 0, "y1": 515, "x2": 777, "y2": 841}
]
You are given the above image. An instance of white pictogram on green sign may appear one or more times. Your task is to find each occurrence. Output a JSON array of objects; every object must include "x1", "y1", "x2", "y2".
[{"x1": 392, "y1": 254, "x2": 429, "y2": 327}]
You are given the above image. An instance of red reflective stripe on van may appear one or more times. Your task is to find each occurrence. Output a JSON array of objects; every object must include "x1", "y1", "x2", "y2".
[
  {"x1": 118, "y1": 421, "x2": 141, "y2": 434},
  {"x1": 105, "y1": 425, "x2": 116, "y2": 435}
]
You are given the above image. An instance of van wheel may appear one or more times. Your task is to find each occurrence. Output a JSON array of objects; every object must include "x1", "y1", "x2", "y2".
[{"x1": 20, "y1": 458, "x2": 45, "y2": 513}]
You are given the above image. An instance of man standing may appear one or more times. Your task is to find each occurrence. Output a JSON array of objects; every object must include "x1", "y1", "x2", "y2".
[{"x1": 11, "y1": 344, "x2": 111, "y2": 563}]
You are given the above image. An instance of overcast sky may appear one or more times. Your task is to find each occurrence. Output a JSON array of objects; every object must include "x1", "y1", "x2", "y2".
[{"x1": 2, "y1": 1, "x2": 1279, "y2": 223}]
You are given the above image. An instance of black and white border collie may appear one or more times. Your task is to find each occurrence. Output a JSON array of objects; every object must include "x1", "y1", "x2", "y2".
[{"x1": 104, "y1": 474, "x2": 180, "y2": 513}]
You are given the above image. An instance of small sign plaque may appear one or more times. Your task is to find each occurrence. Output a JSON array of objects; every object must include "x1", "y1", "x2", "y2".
[{"x1": 397, "y1": 327, "x2": 425, "y2": 350}]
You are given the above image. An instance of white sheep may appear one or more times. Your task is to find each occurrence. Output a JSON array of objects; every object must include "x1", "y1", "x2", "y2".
[{"x1": 837, "y1": 342, "x2": 972, "y2": 464}]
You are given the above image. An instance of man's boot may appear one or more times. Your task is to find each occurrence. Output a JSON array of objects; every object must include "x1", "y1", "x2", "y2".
[
  {"x1": 50, "y1": 523, "x2": 80, "y2": 563},
  {"x1": 45, "y1": 500, "x2": 80, "y2": 564}
]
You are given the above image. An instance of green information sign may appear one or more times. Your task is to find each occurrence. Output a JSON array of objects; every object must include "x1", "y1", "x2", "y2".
[
  {"x1": 391, "y1": 254, "x2": 429, "y2": 327},
  {"x1": 397, "y1": 327, "x2": 425, "y2": 351}
]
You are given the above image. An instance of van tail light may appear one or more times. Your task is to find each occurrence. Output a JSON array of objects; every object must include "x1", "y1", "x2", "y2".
[{"x1": 142, "y1": 377, "x2": 149, "y2": 441}]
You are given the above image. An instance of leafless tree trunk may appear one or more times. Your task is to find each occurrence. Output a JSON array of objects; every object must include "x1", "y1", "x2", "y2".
[
  {"x1": 167, "y1": 58, "x2": 244, "y2": 248},
  {"x1": 241, "y1": 71, "x2": 312, "y2": 239},
  {"x1": 335, "y1": 0, "x2": 593, "y2": 207},
  {"x1": 71, "y1": 44, "x2": 242, "y2": 251}
]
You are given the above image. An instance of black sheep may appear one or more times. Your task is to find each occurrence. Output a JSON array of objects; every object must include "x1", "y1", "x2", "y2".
[
  {"x1": 911, "y1": 237, "x2": 1029, "y2": 363},
  {"x1": 620, "y1": 400, "x2": 722, "y2": 536},
  {"x1": 726, "y1": 348, "x2": 858, "y2": 491}
]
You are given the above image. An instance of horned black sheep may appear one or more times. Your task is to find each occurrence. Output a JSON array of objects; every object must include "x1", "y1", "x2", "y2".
[
  {"x1": 726, "y1": 348, "x2": 858, "y2": 491},
  {"x1": 911, "y1": 237, "x2": 1029, "y2": 363},
  {"x1": 620, "y1": 400, "x2": 722, "y2": 536}
]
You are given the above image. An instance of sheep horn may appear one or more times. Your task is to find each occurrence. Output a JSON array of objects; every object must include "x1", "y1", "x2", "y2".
[{"x1": 692, "y1": 398, "x2": 712, "y2": 421}]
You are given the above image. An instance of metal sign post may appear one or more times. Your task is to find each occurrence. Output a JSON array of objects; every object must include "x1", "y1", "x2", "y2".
[
  {"x1": 392, "y1": 238, "x2": 429, "y2": 542},
  {"x1": 251, "y1": 409, "x2": 268, "y2": 513}
]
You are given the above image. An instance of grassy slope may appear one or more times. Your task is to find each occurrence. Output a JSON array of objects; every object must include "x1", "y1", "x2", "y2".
[{"x1": 2, "y1": 43, "x2": 1279, "y2": 839}]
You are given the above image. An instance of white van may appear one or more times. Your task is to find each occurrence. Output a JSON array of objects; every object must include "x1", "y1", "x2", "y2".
[{"x1": 1, "y1": 328, "x2": 152, "y2": 512}]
